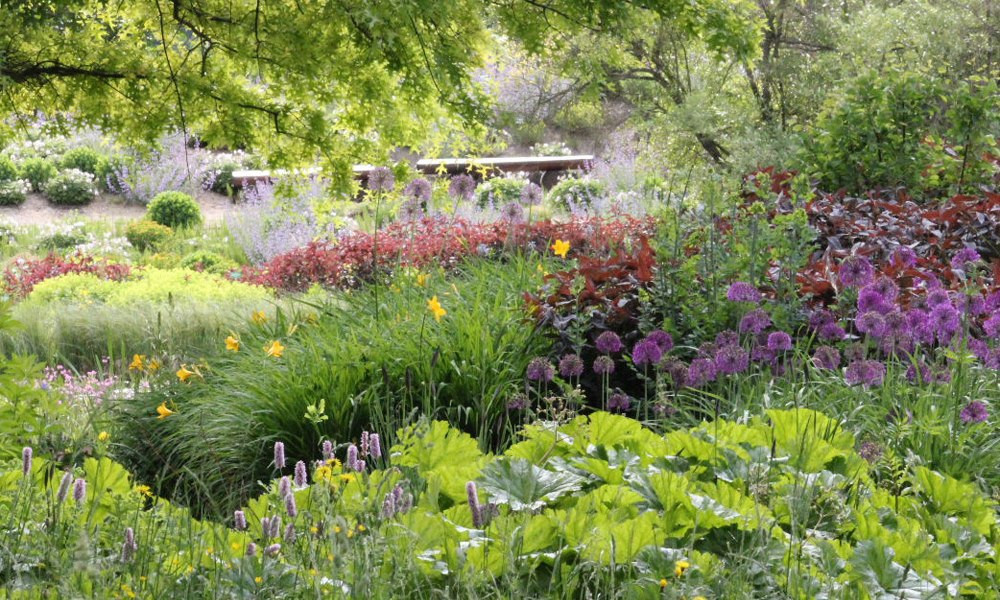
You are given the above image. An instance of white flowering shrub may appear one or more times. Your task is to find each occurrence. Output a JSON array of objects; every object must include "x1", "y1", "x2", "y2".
[{"x1": 44, "y1": 169, "x2": 98, "y2": 206}]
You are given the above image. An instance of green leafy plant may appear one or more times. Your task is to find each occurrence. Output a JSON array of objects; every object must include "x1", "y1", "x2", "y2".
[
  {"x1": 0, "y1": 179, "x2": 29, "y2": 206},
  {"x1": 16, "y1": 157, "x2": 58, "y2": 192},
  {"x1": 474, "y1": 177, "x2": 526, "y2": 208},
  {"x1": 0, "y1": 155, "x2": 18, "y2": 182},
  {"x1": 59, "y1": 147, "x2": 110, "y2": 179},
  {"x1": 124, "y1": 220, "x2": 173, "y2": 252},
  {"x1": 179, "y1": 250, "x2": 238, "y2": 274},
  {"x1": 44, "y1": 169, "x2": 98, "y2": 206},
  {"x1": 548, "y1": 175, "x2": 608, "y2": 210},
  {"x1": 147, "y1": 191, "x2": 202, "y2": 229}
]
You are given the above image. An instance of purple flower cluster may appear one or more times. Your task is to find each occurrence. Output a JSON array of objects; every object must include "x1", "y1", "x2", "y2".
[
  {"x1": 526, "y1": 357, "x2": 555, "y2": 382},
  {"x1": 960, "y1": 401, "x2": 989, "y2": 424},
  {"x1": 845, "y1": 360, "x2": 886, "y2": 387},
  {"x1": 382, "y1": 483, "x2": 414, "y2": 519},
  {"x1": 839, "y1": 256, "x2": 874, "y2": 288},
  {"x1": 726, "y1": 282, "x2": 762, "y2": 303},
  {"x1": 595, "y1": 331, "x2": 623, "y2": 354}
]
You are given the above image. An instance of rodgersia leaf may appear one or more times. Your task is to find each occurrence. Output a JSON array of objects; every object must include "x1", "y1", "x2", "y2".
[{"x1": 478, "y1": 457, "x2": 584, "y2": 511}]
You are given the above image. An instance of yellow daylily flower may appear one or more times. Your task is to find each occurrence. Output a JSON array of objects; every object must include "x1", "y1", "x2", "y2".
[
  {"x1": 674, "y1": 559, "x2": 691, "y2": 577},
  {"x1": 426, "y1": 296, "x2": 446, "y2": 322},
  {"x1": 265, "y1": 340, "x2": 285, "y2": 358},
  {"x1": 129, "y1": 354, "x2": 145, "y2": 371},
  {"x1": 176, "y1": 365, "x2": 194, "y2": 382},
  {"x1": 659, "y1": 578, "x2": 668, "y2": 589},
  {"x1": 146, "y1": 358, "x2": 161, "y2": 372},
  {"x1": 156, "y1": 402, "x2": 175, "y2": 419},
  {"x1": 415, "y1": 272, "x2": 429, "y2": 287},
  {"x1": 97, "y1": 431, "x2": 110, "y2": 442},
  {"x1": 251, "y1": 310, "x2": 268, "y2": 325},
  {"x1": 551, "y1": 239, "x2": 570, "y2": 258},
  {"x1": 225, "y1": 335, "x2": 240, "y2": 352}
]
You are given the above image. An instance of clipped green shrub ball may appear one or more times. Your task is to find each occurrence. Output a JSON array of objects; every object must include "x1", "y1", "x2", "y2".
[
  {"x1": 17, "y1": 157, "x2": 58, "y2": 192},
  {"x1": 474, "y1": 177, "x2": 526, "y2": 208},
  {"x1": 147, "y1": 191, "x2": 202, "y2": 228},
  {"x1": 125, "y1": 220, "x2": 173, "y2": 252},
  {"x1": 59, "y1": 147, "x2": 110, "y2": 180},
  {"x1": 180, "y1": 250, "x2": 238, "y2": 274}
]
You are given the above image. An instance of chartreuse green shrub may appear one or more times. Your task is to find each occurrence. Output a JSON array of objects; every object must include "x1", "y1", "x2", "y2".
[
  {"x1": 112, "y1": 257, "x2": 550, "y2": 515},
  {"x1": 147, "y1": 191, "x2": 201, "y2": 228},
  {"x1": 17, "y1": 156, "x2": 58, "y2": 191},
  {"x1": 26, "y1": 268, "x2": 269, "y2": 305},
  {"x1": 125, "y1": 220, "x2": 173, "y2": 252},
  {"x1": 180, "y1": 250, "x2": 238, "y2": 274},
  {"x1": 3, "y1": 409, "x2": 996, "y2": 597}
]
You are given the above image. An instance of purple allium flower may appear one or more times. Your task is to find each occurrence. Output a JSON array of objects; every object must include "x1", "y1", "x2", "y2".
[
  {"x1": 526, "y1": 357, "x2": 554, "y2": 382},
  {"x1": 448, "y1": 174, "x2": 476, "y2": 200},
  {"x1": 273, "y1": 441, "x2": 286, "y2": 470},
  {"x1": 21, "y1": 447, "x2": 32, "y2": 477},
  {"x1": 856, "y1": 311, "x2": 887, "y2": 338},
  {"x1": 714, "y1": 330, "x2": 739, "y2": 348},
  {"x1": 858, "y1": 441, "x2": 882, "y2": 463},
  {"x1": 714, "y1": 345, "x2": 750, "y2": 375},
  {"x1": 593, "y1": 355, "x2": 615, "y2": 375},
  {"x1": 246, "y1": 542, "x2": 257, "y2": 557},
  {"x1": 984, "y1": 312, "x2": 1000, "y2": 338},
  {"x1": 739, "y1": 309, "x2": 772, "y2": 334},
  {"x1": 951, "y1": 247, "x2": 981, "y2": 270},
  {"x1": 321, "y1": 440, "x2": 333, "y2": 460},
  {"x1": 809, "y1": 309, "x2": 836, "y2": 330},
  {"x1": 367, "y1": 167, "x2": 395, "y2": 192},
  {"x1": 645, "y1": 330, "x2": 674, "y2": 353},
  {"x1": 294, "y1": 461, "x2": 307, "y2": 488},
  {"x1": 751, "y1": 344, "x2": 775, "y2": 363},
  {"x1": 659, "y1": 357, "x2": 687, "y2": 388},
  {"x1": 960, "y1": 401, "x2": 989, "y2": 424},
  {"x1": 500, "y1": 201, "x2": 525, "y2": 223},
  {"x1": 812, "y1": 346, "x2": 840, "y2": 370},
  {"x1": 284, "y1": 523, "x2": 297, "y2": 544},
  {"x1": 766, "y1": 331, "x2": 793, "y2": 351},
  {"x1": 595, "y1": 331, "x2": 623, "y2": 353},
  {"x1": 870, "y1": 277, "x2": 899, "y2": 302},
  {"x1": 839, "y1": 256, "x2": 874, "y2": 288},
  {"x1": 892, "y1": 246, "x2": 917, "y2": 268},
  {"x1": 818, "y1": 322, "x2": 846, "y2": 341},
  {"x1": 466, "y1": 481, "x2": 483, "y2": 528},
  {"x1": 726, "y1": 282, "x2": 762, "y2": 303},
  {"x1": 558, "y1": 354, "x2": 585, "y2": 378},
  {"x1": 73, "y1": 478, "x2": 86, "y2": 504},
  {"x1": 369, "y1": 433, "x2": 381, "y2": 460},
  {"x1": 279, "y1": 476, "x2": 291, "y2": 498},
  {"x1": 845, "y1": 360, "x2": 886, "y2": 387},
  {"x1": 686, "y1": 358, "x2": 716, "y2": 388},
  {"x1": 857, "y1": 287, "x2": 892, "y2": 315},
  {"x1": 883, "y1": 311, "x2": 908, "y2": 337},
  {"x1": 285, "y1": 493, "x2": 298, "y2": 518},
  {"x1": 265, "y1": 543, "x2": 281, "y2": 557},
  {"x1": 121, "y1": 527, "x2": 138, "y2": 562},
  {"x1": 697, "y1": 341, "x2": 718, "y2": 358},
  {"x1": 520, "y1": 182, "x2": 543, "y2": 206},
  {"x1": 929, "y1": 303, "x2": 961, "y2": 336},
  {"x1": 234, "y1": 510, "x2": 248, "y2": 531},
  {"x1": 346, "y1": 444, "x2": 359, "y2": 470},
  {"x1": 399, "y1": 198, "x2": 424, "y2": 221},
  {"x1": 925, "y1": 289, "x2": 951, "y2": 307},
  {"x1": 632, "y1": 339, "x2": 663, "y2": 366},
  {"x1": 403, "y1": 178, "x2": 432, "y2": 202},
  {"x1": 607, "y1": 392, "x2": 632, "y2": 412},
  {"x1": 506, "y1": 393, "x2": 529, "y2": 411},
  {"x1": 56, "y1": 471, "x2": 72, "y2": 503}
]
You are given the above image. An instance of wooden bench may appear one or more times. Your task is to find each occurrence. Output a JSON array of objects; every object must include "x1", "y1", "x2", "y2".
[{"x1": 230, "y1": 155, "x2": 595, "y2": 190}]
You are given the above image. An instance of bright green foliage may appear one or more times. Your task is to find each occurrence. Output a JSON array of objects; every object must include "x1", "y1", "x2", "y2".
[
  {"x1": 474, "y1": 177, "x2": 525, "y2": 208},
  {"x1": 16, "y1": 157, "x2": 58, "y2": 192},
  {"x1": 26, "y1": 268, "x2": 270, "y2": 306},
  {"x1": 179, "y1": 250, "x2": 238, "y2": 275},
  {"x1": 113, "y1": 259, "x2": 548, "y2": 514},
  {"x1": 0, "y1": 155, "x2": 17, "y2": 182},
  {"x1": 147, "y1": 191, "x2": 201, "y2": 229},
  {"x1": 0, "y1": 1, "x2": 759, "y2": 186},
  {"x1": 43, "y1": 168, "x2": 97, "y2": 205},
  {"x1": 547, "y1": 176, "x2": 608, "y2": 209},
  {"x1": 125, "y1": 220, "x2": 173, "y2": 252},
  {"x1": 59, "y1": 146, "x2": 110, "y2": 179}
]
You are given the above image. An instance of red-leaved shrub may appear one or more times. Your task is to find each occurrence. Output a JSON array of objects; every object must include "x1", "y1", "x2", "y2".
[{"x1": 3, "y1": 253, "x2": 132, "y2": 299}]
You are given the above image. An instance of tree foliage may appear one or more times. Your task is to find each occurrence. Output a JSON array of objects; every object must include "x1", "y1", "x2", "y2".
[{"x1": 0, "y1": 0, "x2": 760, "y2": 184}]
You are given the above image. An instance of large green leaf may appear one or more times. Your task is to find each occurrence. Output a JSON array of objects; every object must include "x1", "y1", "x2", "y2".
[{"x1": 479, "y1": 457, "x2": 585, "y2": 511}]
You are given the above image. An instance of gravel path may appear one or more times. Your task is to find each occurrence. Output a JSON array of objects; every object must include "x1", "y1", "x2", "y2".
[{"x1": 0, "y1": 190, "x2": 234, "y2": 226}]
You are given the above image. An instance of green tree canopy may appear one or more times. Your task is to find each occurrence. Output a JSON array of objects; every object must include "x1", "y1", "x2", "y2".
[{"x1": 0, "y1": 0, "x2": 760, "y2": 183}]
